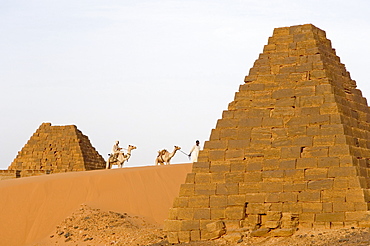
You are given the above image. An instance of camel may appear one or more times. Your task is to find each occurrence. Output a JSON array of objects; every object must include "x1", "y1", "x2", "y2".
[
  {"x1": 155, "y1": 146, "x2": 181, "y2": 165},
  {"x1": 106, "y1": 145, "x2": 137, "y2": 169}
]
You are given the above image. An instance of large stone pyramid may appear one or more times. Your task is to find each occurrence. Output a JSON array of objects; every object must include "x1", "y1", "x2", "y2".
[
  {"x1": 164, "y1": 24, "x2": 370, "y2": 243},
  {"x1": 8, "y1": 123, "x2": 106, "y2": 173}
]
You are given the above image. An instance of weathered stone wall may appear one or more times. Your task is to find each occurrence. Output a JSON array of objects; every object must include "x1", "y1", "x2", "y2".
[
  {"x1": 7, "y1": 123, "x2": 105, "y2": 175},
  {"x1": 164, "y1": 24, "x2": 370, "y2": 243},
  {"x1": 0, "y1": 170, "x2": 20, "y2": 180}
]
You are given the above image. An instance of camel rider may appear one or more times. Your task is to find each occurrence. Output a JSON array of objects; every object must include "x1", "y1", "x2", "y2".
[{"x1": 112, "y1": 140, "x2": 123, "y2": 159}]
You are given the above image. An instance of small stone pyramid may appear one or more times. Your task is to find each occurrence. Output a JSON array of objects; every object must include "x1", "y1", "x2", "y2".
[
  {"x1": 8, "y1": 123, "x2": 106, "y2": 173},
  {"x1": 164, "y1": 24, "x2": 370, "y2": 243}
]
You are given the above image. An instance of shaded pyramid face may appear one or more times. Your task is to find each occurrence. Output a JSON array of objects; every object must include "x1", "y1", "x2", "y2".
[
  {"x1": 164, "y1": 24, "x2": 370, "y2": 243},
  {"x1": 8, "y1": 123, "x2": 106, "y2": 172}
]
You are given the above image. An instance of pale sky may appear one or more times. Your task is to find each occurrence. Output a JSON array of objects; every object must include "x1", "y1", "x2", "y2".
[{"x1": 1, "y1": 0, "x2": 369, "y2": 169}]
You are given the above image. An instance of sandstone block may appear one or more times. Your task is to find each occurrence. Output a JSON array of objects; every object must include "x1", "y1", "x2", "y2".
[
  {"x1": 225, "y1": 206, "x2": 245, "y2": 220},
  {"x1": 192, "y1": 161, "x2": 210, "y2": 172},
  {"x1": 210, "y1": 195, "x2": 227, "y2": 207},
  {"x1": 211, "y1": 208, "x2": 226, "y2": 220},
  {"x1": 244, "y1": 171, "x2": 262, "y2": 182},
  {"x1": 246, "y1": 161, "x2": 262, "y2": 171},
  {"x1": 262, "y1": 169, "x2": 284, "y2": 179},
  {"x1": 209, "y1": 150, "x2": 225, "y2": 161},
  {"x1": 227, "y1": 194, "x2": 246, "y2": 206},
  {"x1": 168, "y1": 208, "x2": 178, "y2": 220},
  {"x1": 322, "y1": 189, "x2": 346, "y2": 202},
  {"x1": 316, "y1": 212, "x2": 345, "y2": 222},
  {"x1": 265, "y1": 192, "x2": 280, "y2": 202},
  {"x1": 230, "y1": 161, "x2": 246, "y2": 172},
  {"x1": 190, "y1": 230, "x2": 201, "y2": 241},
  {"x1": 329, "y1": 145, "x2": 351, "y2": 156},
  {"x1": 320, "y1": 124, "x2": 345, "y2": 135},
  {"x1": 239, "y1": 182, "x2": 262, "y2": 193},
  {"x1": 261, "y1": 182, "x2": 283, "y2": 192},
  {"x1": 328, "y1": 166, "x2": 358, "y2": 178},
  {"x1": 284, "y1": 169, "x2": 304, "y2": 181},
  {"x1": 211, "y1": 173, "x2": 225, "y2": 183},
  {"x1": 206, "y1": 220, "x2": 225, "y2": 232},
  {"x1": 201, "y1": 221, "x2": 226, "y2": 240},
  {"x1": 179, "y1": 184, "x2": 194, "y2": 196},
  {"x1": 272, "y1": 106, "x2": 296, "y2": 117},
  {"x1": 164, "y1": 220, "x2": 181, "y2": 232},
  {"x1": 250, "y1": 228, "x2": 270, "y2": 237},
  {"x1": 301, "y1": 146, "x2": 328, "y2": 157},
  {"x1": 358, "y1": 221, "x2": 370, "y2": 228},
  {"x1": 280, "y1": 159, "x2": 296, "y2": 170},
  {"x1": 346, "y1": 189, "x2": 366, "y2": 203},
  {"x1": 216, "y1": 183, "x2": 239, "y2": 195},
  {"x1": 167, "y1": 232, "x2": 179, "y2": 244},
  {"x1": 262, "y1": 117, "x2": 284, "y2": 127},
  {"x1": 204, "y1": 140, "x2": 228, "y2": 150},
  {"x1": 298, "y1": 190, "x2": 320, "y2": 202},
  {"x1": 194, "y1": 183, "x2": 216, "y2": 196},
  {"x1": 195, "y1": 173, "x2": 211, "y2": 183},
  {"x1": 287, "y1": 117, "x2": 309, "y2": 126},
  {"x1": 279, "y1": 192, "x2": 298, "y2": 202},
  {"x1": 269, "y1": 228, "x2": 296, "y2": 237},
  {"x1": 210, "y1": 163, "x2": 230, "y2": 173},
  {"x1": 223, "y1": 232, "x2": 243, "y2": 243},
  {"x1": 216, "y1": 119, "x2": 238, "y2": 128},
  {"x1": 247, "y1": 203, "x2": 271, "y2": 214},
  {"x1": 225, "y1": 172, "x2": 244, "y2": 183},
  {"x1": 178, "y1": 231, "x2": 190, "y2": 243},
  {"x1": 177, "y1": 208, "x2": 194, "y2": 220},
  {"x1": 264, "y1": 148, "x2": 281, "y2": 159},
  {"x1": 263, "y1": 159, "x2": 280, "y2": 171},
  {"x1": 281, "y1": 147, "x2": 301, "y2": 158},
  {"x1": 313, "y1": 135, "x2": 335, "y2": 146},
  {"x1": 188, "y1": 195, "x2": 210, "y2": 208},
  {"x1": 333, "y1": 202, "x2": 355, "y2": 212},
  {"x1": 245, "y1": 193, "x2": 266, "y2": 203},
  {"x1": 317, "y1": 157, "x2": 339, "y2": 167},
  {"x1": 173, "y1": 197, "x2": 189, "y2": 208},
  {"x1": 194, "y1": 208, "x2": 211, "y2": 220},
  {"x1": 292, "y1": 136, "x2": 313, "y2": 146},
  {"x1": 299, "y1": 95, "x2": 324, "y2": 107},
  {"x1": 220, "y1": 128, "x2": 238, "y2": 139},
  {"x1": 307, "y1": 179, "x2": 333, "y2": 190},
  {"x1": 266, "y1": 211, "x2": 282, "y2": 221},
  {"x1": 239, "y1": 118, "x2": 262, "y2": 127},
  {"x1": 228, "y1": 140, "x2": 250, "y2": 149},
  {"x1": 302, "y1": 202, "x2": 322, "y2": 212},
  {"x1": 181, "y1": 220, "x2": 200, "y2": 231}
]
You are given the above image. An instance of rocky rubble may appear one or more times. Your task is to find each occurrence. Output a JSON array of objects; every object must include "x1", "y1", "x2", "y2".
[
  {"x1": 35, "y1": 204, "x2": 370, "y2": 246},
  {"x1": 37, "y1": 204, "x2": 165, "y2": 245}
]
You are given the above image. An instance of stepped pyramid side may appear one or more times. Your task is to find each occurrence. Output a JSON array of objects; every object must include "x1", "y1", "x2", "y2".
[
  {"x1": 164, "y1": 24, "x2": 370, "y2": 243},
  {"x1": 8, "y1": 123, "x2": 106, "y2": 173}
]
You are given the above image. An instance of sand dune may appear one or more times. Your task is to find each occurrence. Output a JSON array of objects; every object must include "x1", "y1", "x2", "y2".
[{"x1": 0, "y1": 163, "x2": 192, "y2": 246}]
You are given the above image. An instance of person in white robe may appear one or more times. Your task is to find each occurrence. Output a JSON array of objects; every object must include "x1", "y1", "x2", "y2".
[{"x1": 188, "y1": 140, "x2": 200, "y2": 163}]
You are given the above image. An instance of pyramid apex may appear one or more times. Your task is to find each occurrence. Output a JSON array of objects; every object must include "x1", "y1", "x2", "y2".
[{"x1": 273, "y1": 23, "x2": 326, "y2": 36}]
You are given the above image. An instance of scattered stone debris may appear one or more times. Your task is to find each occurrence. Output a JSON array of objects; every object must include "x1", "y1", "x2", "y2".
[
  {"x1": 35, "y1": 204, "x2": 370, "y2": 245},
  {"x1": 38, "y1": 204, "x2": 165, "y2": 245}
]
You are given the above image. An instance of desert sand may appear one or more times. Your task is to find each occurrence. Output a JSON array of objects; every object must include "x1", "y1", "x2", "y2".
[
  {"x1": 0, "y1": 163, "x2": 192, "y2": 246},
  {"x1": 2, "y1": 163, "x2": 370, "y2": 246}
]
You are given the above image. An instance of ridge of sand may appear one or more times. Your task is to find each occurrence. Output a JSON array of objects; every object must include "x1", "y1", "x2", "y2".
[{"x1": 0, "y1": 163, "x2": 192, "y2": 246}]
